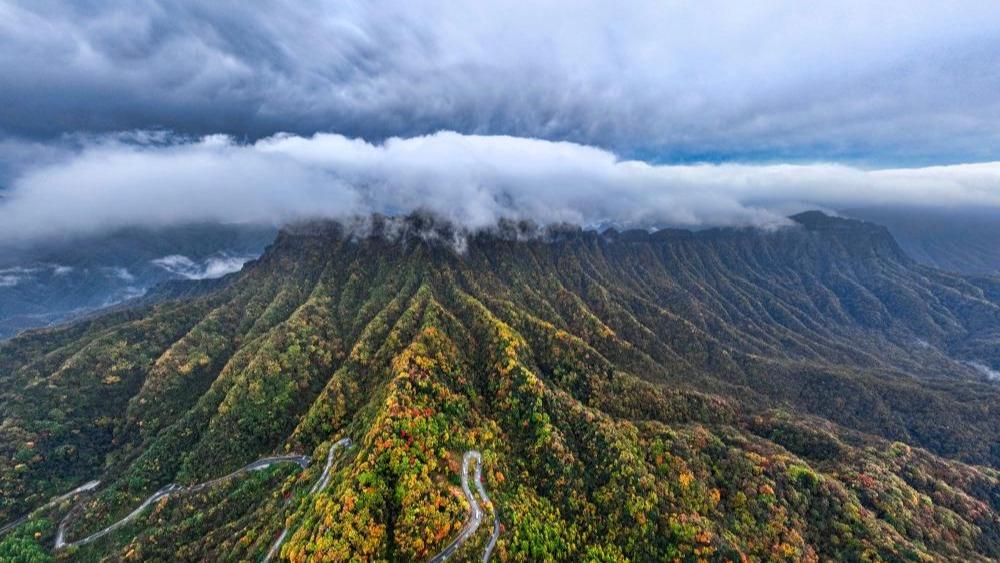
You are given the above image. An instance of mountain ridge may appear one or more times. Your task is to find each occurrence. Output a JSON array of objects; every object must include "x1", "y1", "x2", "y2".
[{"x1": 1, "y1": 211, "x2": 998, "y2": 561}]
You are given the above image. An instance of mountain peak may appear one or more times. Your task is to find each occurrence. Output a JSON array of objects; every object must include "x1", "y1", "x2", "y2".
[{"x1": 791, "y1": 210, "x2": 877, "y2": 231}]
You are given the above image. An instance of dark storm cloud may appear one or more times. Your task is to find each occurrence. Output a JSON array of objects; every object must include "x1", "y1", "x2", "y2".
[{"x1": 2, "y1": 1, "x2": 1000, "y2": 162}]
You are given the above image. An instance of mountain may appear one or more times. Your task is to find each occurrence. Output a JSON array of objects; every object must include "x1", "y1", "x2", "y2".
[
  {"x1": 0, "y1": 223, "x2": 277, "y2": 339},
  {"x1": 842, "y1": 206, "x2": 1000, "y2": 275},
  {"x1": 1, "y1": 212, "x2": 998, "y2": 562}
]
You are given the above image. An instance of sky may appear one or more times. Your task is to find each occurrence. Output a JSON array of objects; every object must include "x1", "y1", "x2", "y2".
[{"x1": 1, "y1": 0, "x2": 1000, "y2": 238}]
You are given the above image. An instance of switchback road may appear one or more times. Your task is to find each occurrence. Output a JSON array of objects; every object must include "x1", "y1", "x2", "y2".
[
  {"x1": 428, "y1": 450, "x2": 500, "y2": 563},
  {"x1": 264, "y1": 437, "x2": 352, "y2": 562},
  {"x1": 0, "y1": 480, "x2": 100, "y2": 538},
  {"x1": 55, "y1": 455, "x2": 309, "y2": 550}
]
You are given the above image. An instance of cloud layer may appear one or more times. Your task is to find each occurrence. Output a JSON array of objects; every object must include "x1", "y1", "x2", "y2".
[
  {"x1": 2, "y1": 1, "x2": 1000, "y2": 163},
  {"x1": 2, "y1": 131, "x2": 1000, "y2": 241},
  {"x1": 151, "y1": 254, "x2": 255, "y2": 280}
]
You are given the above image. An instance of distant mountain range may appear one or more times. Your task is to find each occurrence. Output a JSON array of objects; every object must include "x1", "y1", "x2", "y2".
[
  {"x1": 843, "y1": 206, "x2": 1000, "y2": 275},
  {"x1": 0, "y1": 223, "x2": 276, "y2": 339},
  {"x1": 1, "y1": 211, "x2": 997, "y2": 561}
]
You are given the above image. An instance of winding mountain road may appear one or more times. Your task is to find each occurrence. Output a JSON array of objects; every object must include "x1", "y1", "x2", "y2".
[
  {"x1": 264, "y1": 437, "x2": 352, "y2": 562},
  {"x1": 428, "y1": 450, "x2": 500, "y2": 563},
  {"x1": 0, "y1": 480, "x2": 100, "y2": 538},
  {"x1": 473, "y1": 456, "x2": 500, "y2": 563},
  {"x1": 20, "y1": 440, "x2": 495, "y2": 561},
  {"x1": 55, "y1": 455, "x2": 310, "y2": 550},
  {"x1": 310, "y1": 438, "x2": 352, "y2": 495}
]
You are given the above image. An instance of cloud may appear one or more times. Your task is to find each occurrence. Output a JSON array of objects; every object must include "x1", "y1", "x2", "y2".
[
  {"x1": 964, "y1": 361, "x2": 1000, "y2": 382},
  {"x1": 101, "y1": 286, "x2": 146, "y2": 308},
  {"x1": 1, "y1": 131, "x2": 1000, "y2": 241},
  {"x1": 152, "y1": 254, "x2": 253, "y2": 280},
  {"x1": 0, "y1": 268, "x2": 32, "y2": 287},
  {"x1": 0, "y1": 264, "x2": 73, "y2": 286},
  {"x1": 1, "y1": 1, "x2": 1000, "y2": 163},
  {"x1": 102, "y1": 267, "x2": 135, "y2": 282}
]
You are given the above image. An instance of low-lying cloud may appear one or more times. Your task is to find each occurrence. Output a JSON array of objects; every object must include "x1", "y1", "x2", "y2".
[
  {"x1": 152, "y1": 254, "x2": 254, "y2": 280},
  {"x1": 0, "y1": 266, "x2": 35, "y2": 287},
  {"x1": 965, "y1": 361, "x2": 1000, "y2": 382},
  {"x1": 2, "y1": 131, "x2": 1000, "y2": 242},
  {"x1": 0, "y1": 264, "x2": 74, "y2": 287}
]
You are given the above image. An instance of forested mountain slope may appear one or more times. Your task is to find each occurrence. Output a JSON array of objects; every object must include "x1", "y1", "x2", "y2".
[{"x1": 1, "y1": 212, "x2": 998, "y2": 561}]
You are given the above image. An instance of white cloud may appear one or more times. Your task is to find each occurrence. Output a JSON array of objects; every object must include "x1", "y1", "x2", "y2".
[
  {"x1": 1, "y1": 131, "x2": 1000, "y2": 241},
  {"x1": 0, "y1": 264, "x2": 76, "y2": 286},
  {"x1": 103, "y1": 267, "x2": 135, "y2": 282},
  {"x1": 152, "y1": 254, "x2": 252, "y2": 280},
  {"x1": 101, "y1": 286, "x2": 146, "y2": 308},
  {"x1": 150, "y1": 255, "x2": 197, "y2": 275},
  {"x1": 964, "y1": 361, "x2": 1000, "y2": 382},
  {"x1": 0, "y1": 266, "x2": 40, "y2": 287}
]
